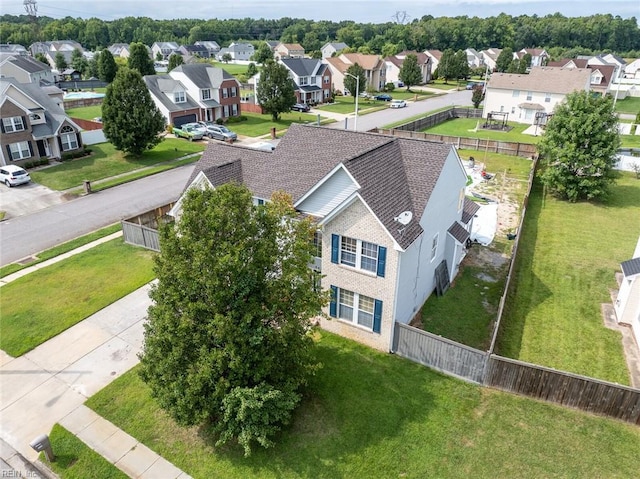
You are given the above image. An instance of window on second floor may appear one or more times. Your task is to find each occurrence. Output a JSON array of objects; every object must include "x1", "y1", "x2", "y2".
[
  {"x1": 431, "y1": 233, "x2": 439, "y2": 261},
  {"x1": 174, "y1": 91, "x2": 186, "y2": 103},
  {"x1": 526, "y1": 91, "x2": 533, "y2": 101},
  {"x1": 2, "y1": 116, "x2": 25, "y2": 133},
  {"x1": 202, "y1": 89, "x2": 211, "y2": 100},
  {"x1": 545, "y1": 92, "x2": 551, "y2": 103},
  {"x1": 230, "y1": 86, "x2": 237, "y2": 97},
  {"x1": 299, "y1": 76, "x2": 309, "y2": 85},
  {"x1": 323, "y1": 75, "x2": 330, "y2": 84},
  {"x1": 512, "y1": 90, "x2": 520, "y2": 98},
  {"x1": 222, "y1": 88, "x2": 229, "y2": 98},
  {"x1": 310, "y1": 76, "x2": 317, "y2": 85},
  {"x1": 331, "y1": 234, "x2": 386, "y2": 277}
]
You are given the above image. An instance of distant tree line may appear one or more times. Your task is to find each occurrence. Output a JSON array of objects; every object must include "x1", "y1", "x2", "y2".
[{"x1": 1, "y1": 13, "x2": 638, "y2": 58}]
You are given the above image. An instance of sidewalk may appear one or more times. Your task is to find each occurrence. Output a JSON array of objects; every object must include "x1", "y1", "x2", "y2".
[{"x1": 0, "y1": 279, "x2": 191, "y2": 478}]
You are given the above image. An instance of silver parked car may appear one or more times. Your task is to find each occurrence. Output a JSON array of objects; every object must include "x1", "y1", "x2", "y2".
[
  {"x1": 197, "y1": 122, "x2": 238, "y2": 142},
  {"x1": 0, "y1": 165, "x2": 31, "y2": 187}
]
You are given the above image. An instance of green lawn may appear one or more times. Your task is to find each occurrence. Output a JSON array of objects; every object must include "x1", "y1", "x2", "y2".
[
  {"x1": 66, "y1": 105, "x2": 103, "y2": 121},
  {"x1": 420, "y1": 152, "x2": 534, "y2": 348},
  {"x1": 0, "y1": 223, "x2": 121, "y2": 277},
  {"x1": 44, "y1": 424, "x2": 128, "y2": 479},
  {"x1": 614, "y1": 96, "x2": 640, "y2": 115},
  {"x1": 497, "y1": 173, "x2": 640, "y2": 384},
  {"x1": 30, "y1": 139, "x2": 204, "y2": 190},
  {"x1": 86, "y1": 332, "x2": 640, "y2": 479},
  {"x1": 214, "y1": 61, "x2": 250, "y2": 77},
  {"x1": 316, "y1": 95, "x2": 387, "y2": 114},
  {"x1": 0, "y1": 239, "x2": 155, "y2": 356},
  {"x1": 424, "y1": 118, "x2": 539, "y2": 144},
  {"x1": 426, "y1": 80, "x2": 460, "y2": 91}
]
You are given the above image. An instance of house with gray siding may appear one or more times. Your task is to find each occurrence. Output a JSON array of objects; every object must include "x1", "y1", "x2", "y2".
[{"x1": 169, "y1": 124, "x2": 476, "y2": 351}]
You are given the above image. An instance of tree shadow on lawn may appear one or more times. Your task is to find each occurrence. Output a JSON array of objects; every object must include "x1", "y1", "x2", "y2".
[
  {"x1": 193, "y1": 335, "x2": 442, "y2": 478},
  {"x1": 494, "y1": 180, "x2": 552, "y2": 359}
]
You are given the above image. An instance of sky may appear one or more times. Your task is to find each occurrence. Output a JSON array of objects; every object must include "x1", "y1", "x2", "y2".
[{"x1": 2, "y1": 0, "x2": 639, "y2": 22}]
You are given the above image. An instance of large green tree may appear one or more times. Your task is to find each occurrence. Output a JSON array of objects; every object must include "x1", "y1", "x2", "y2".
[
  {"x1": 139, "y1": 184, "x2": 327, "y2": 455},
  {"x1": 453, "y1": 50, "x2": 470, "y2": 81},
  {"x1": 256, "y1": 60, "x2": 297, "y2": 121},
  {"x1": 252, "y1": 42, "x2": 274, "y2": 64},
  {"x1": 495, "y1": 47, "x2": 513, "y2": 72},
  {"x1": 344, "y1": 63, "x2": 366, "y2": 101},
  {"x1": 54, "y1": 52, "x2": 67, "y2": 71},
  {"x1": 399, "y1": 53, "x2": 422, "y2": 90},
  {"x1": 539, "y1": 91, "x2": 620, "y2": 202},
  {"x1": 127, "y1": 42, "x2": 155, "y2": 76},
  {"x1": 71, "y1": 48, "x2": 88, "y2": 75},
  {"x1": 102, "y1": 67, "x2": 165, "y2": 156},
  {"x1": 167, "y1": 53, "x2": 183, "y2": 72},
  {"x1": 98, "y1": 49, "x2": 117, "y2": 82},
  {"x1": 437, "y1": 48, "x2": 455, "y2": 82}
]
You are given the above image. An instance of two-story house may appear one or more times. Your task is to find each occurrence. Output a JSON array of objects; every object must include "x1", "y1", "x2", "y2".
[
  {"x1": 151, "y1": 42, "x2": 179, "y2": 60},
  {"x1": 194, "y1": 41, "x2": 221, "y2": 56},
  {"x1": 465, "y1": 48, "x2": 484, "y2": 68},
  {"x1": 216, "y1": 42, "x2": 254, "y2": 61},
  {"x1": 144, "y1": 63, "x2": 241, "y2": 126},
  {"x1": 424, "y1": 50, "x2": 443, "y2": 72},
  {"x1": 547, "y1": 58, "x2": 616, "y2": 96},
  {"x1": 515, "y1": 48, "x2": 549, "y2": 67},
  {"x1": 0, "y1": 78, "x2": 82, "y2": 166},
  {"x1": 324, "y1": 53, "x2": 386, "y2": 93},
  {"x1": 0, "y1": 53, "x2": 55, "y2": 85},
  {"x1": 107, "y1": 43, "x2": 131, "y2": 59},
  {"x1": 482, "y1": 66, "x2": 592, "y2": 125},
  {"x1": 274, "y1": 43, "x2": 305, "y2": 60},
  {"x1": 176, "y1": 44, "x2": 210, "y2": 61},
  {"x1": 0, "y1": 44, "x2": 28, "y2": 56},
  {"x1": 480, "y1": 48, "x2": 502, "y2": 72},
  {"x1": 279, "y1": 58, "x2": 332, "y2": 104},
  {"x1": 169, "y1": 124, "x2": 477, "y2": 351},
  {"x1": 321, "y1": 42, "x2": 348, "y2": 59},
  {"x1": 384, "y1": 51, "x2": 431, "y2": 86},
  {"x1": 29, "y1": 40, "x2": 84, "y2": 69}
]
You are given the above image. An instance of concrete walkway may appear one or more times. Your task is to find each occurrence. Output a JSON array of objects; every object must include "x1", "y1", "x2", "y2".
[{"x1": 0, "y1": 280, "x2": 191, "y2": 478}]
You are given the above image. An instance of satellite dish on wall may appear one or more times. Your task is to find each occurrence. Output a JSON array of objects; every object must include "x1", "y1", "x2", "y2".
[{"x1": 394, "y1": 211, "x2": 413, "y2": 225}]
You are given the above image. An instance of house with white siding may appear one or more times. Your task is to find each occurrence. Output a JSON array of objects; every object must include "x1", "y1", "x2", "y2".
[
  {"x1": 169, "y1": 124, "x2": 478, "y2": 351},
  {"x1": 615, "y1": 235, "x2": 640, "y2": 354},
  {"x1": 482, "y1": 66, "x2": 591, "y2": 125}
]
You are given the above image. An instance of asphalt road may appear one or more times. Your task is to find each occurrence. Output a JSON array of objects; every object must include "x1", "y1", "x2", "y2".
[
  {"x1": 330, "y1": 88, "x2": 473, "y2": 132},
  {"x1": 0, "y1": 89, "x2": 472, "y2": 266},
  {"x1": 0, "y1": 165, "x2": 194, "y2": 266}
]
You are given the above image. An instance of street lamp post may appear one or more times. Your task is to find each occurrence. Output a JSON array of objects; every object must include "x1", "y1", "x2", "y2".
[{"x1": 345, "y1": 72, "x2": 359, "y2": 131}]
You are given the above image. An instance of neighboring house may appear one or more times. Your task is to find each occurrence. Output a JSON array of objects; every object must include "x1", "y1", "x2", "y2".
[
  {"x1": 216, "y1": 42, "x2": 254, "y2": 61},
  {"x1": 194, "y1": 41, "x2": 221, "y2": 55},
  {"x1": 515, "y1": 48, "x2": 549, "y2": 67},
  {"x1": 624, "y1": 58, "x2": 640, "y2": 79},
  {"x1": 481, "y1": 48, "x2": 502, "y2": 71},
  {"x1": 465, "y1": 48, "x2": 483, "y2": 68},
  {"x1": 274, "y1": 43, "x2": 305, "y2": 60},
  {"x1": 384, "y1": 51, "x2": 431, "y2": 86},
  {"x1": 176, "y1": 44, "x2": 210, "y2": 60},
  {"x1": 144, "y1": 62, "x2": 241, "y2": 126},
  {"x1": 0, "y1": 77, "x2": 82, "y2": 166},
  {"x1": 107, "y1": 43, "x2": 131, "y2": 58},
  {"x1": 264, "y1": 40, "x2": 280, "y2": 51},
  {"x1": 547, "y1": 58, "x2": 616, "y2": 96},
  {"x1": 169, "y1": 124, "x2": 476, "y2": 352},
  {"x1": 61, "y1": 68, "x2": 82, "y2": 81},
  {"x1": 0, "y1": 44, "x2": 28, "y2": 55},
  {"x1": 482, "y1": 66, "x2": 591, "y2": 125},
  {"x1": 151, "y1": 42, "x2": 179, "y2": 60},
  {"x1": 279, "y1": 58, "x2": 332, "y2": 104},
  {"x1": 424, "y1": 50, "x2": 443, "y2": 72},
  {"x1": 30, "y1": 40, "x2": 84, "y2": 69},
  {"x1": 615, "y1": 235, "x2": 640, "y2": 353},
  {"x1": 324, "y1": 53, "x2": 386, "y2": 93},
  {"x1": 321, "y1": 42, "x2": 348, "y2": 59},
  {"x1": 0, "y1": 52, "x2": 55, "y2": 85}
]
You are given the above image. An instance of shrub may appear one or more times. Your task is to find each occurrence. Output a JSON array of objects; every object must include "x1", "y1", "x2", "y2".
[
  {"x1": 385, "y1": 82, "x2": 395, "y2": 92},
  {"x1": 225, "y1": 115, "x2": 248, "y2": 124}
]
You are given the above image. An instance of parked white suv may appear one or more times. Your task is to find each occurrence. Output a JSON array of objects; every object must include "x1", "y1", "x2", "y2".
[{"x1": 0, "y1": 165, "x2": 31, "y2": 187}]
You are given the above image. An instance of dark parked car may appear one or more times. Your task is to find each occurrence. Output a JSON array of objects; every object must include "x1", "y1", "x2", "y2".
[
  {"x1": 291, "y1": 103, "x2": 310, "y2": 112},
  {"x1": 373, "y1": 93, "x2": 392, "y2": 101}
]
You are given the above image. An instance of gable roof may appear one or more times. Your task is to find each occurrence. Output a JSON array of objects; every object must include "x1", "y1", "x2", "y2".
[
  {"x1": 278, "y1": 43, "x2": 304, "y2": 51},
  {"x1": 424, "y1": 50, "x2": 443, "y2": 60},
  {"x1": 322, "y1": 42, "x2": 348, "y2": 51},
  {"x1": 487, "y1": 66, "x2": 591, "y2": 95},
  {"x1": 171, "y1": 63, "x2": 234, "y2": 88},
  {"x1": 185, "y1": 124, "x2": 454, "y2": 249},
  {"x1": 143, "y1": 74, "x2": 200, "y2": 112},
  {"x1": 338, "y1": 53, "x2": 383, "y2": 71},
  {"x1": 281, "y1": 58, "x2": 324, "y2": 76},
  {"x1": 0, "y1": 53, "x2": 51, "y2": 74}
]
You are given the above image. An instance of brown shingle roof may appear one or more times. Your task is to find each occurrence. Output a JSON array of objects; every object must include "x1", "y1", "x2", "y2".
[
  {"x1": 187, "y1": 124, "x2": 453, "y2": 249},
  {"x1": 339, "y1": 53, "x2": 383, "y2": 71},
  {"x1": 487, "y1": 66, "x2": 591, "y2": 95},
  {"x1": 462, "y1": 198, "x2": 480, "y2": 224}
]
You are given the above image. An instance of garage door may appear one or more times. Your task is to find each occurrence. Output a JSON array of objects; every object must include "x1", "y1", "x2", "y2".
[{"x1": 173, "y1": 114, "x2": 196, "y2": 127}]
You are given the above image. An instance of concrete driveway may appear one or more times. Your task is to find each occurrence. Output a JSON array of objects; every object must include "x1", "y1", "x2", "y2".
[{"x1": 0, "y1": 181, "x2": 68, "y2": 220}]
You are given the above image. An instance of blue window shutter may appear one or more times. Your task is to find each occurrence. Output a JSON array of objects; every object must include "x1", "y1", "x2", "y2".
[
  {"x1": 377, "y1": 246, "x2": 387, "y2": 277},
  {"x1": 329, "y1": 286, "x2": 338, "y2": 317},
  {"x1": 331, "y1": 234, "x2": 339, "y2": 264},
  {"x1": 373, "y1": 299, "x2": 382, "y2": 333}
]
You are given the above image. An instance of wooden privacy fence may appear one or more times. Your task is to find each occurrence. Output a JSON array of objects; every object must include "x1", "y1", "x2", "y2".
[
  {"x1": 121, "y1": 203, "x2": 174, "y2": 252},
  {"x1": 392, "y1": 323, "x2": 640, "y2": 425},
  {"x1": 393, "y1": 323, "x2": 488, "y2": 384}
]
